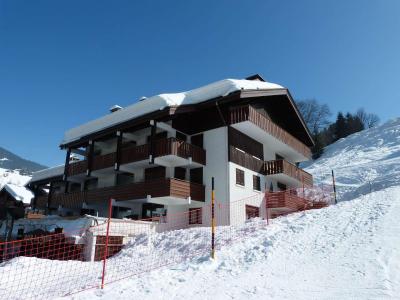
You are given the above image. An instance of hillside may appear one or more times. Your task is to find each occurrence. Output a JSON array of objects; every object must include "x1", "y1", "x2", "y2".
[
  {"x1": 304, "y1": 118, "x2": 400, "y2": 201},
  {"x1": 0, "y1": 146, "x2": 47, "y2": 175}
]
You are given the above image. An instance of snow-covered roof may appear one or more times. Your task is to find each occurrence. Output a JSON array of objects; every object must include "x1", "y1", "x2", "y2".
[
  {"x1": 62, "y1": 78, "x2": 284, "y2": 145},
  {"x1": 30, "y1": 165, "x2": 64, "y2": 183},
  {"x1": 3, "y1": 184, "x2": 34, "y2": 205}
]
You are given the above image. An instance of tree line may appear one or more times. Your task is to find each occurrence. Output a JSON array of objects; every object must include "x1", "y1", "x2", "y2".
[{"x1": 296, "y1": 99, "x2": 380, "y2": 159}]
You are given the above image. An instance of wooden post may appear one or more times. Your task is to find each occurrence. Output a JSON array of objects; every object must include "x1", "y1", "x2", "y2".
[
  {"x1": 149, "y1": 121, "x2": 156, "y2": 164},
  {"x1": 331, "y1": 170, "x2": 337, "y2": 204},
  {"x1": 63, "y1": 148, "x2": 71, "y2": 193},
  {"x1": 211, "y1": 177, "x2": 215, "y2": 259},
  {"x1": 115, "y1": 131, "x2": 123, "y2": 171},
  {"x1": 87, "y1": 140, "x2": 94, "y2": 177},
  {"x1": 101, "y1": 198, "x2": 113, "y2": 289}
]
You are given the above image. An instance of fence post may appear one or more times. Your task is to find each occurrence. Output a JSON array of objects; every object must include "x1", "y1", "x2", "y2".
[
  {"x1": 211, "y1": 177, "x2": 215, "y2": 260},
  {"x1": 101, "y1": 198, "x2": 113, "y2": 289},
  {"x1": 331, "y1": 170, "x2": 337, "y2": 204},
  {"x1": 265, "y1": 191, "x2": 269, "y2": 225}
]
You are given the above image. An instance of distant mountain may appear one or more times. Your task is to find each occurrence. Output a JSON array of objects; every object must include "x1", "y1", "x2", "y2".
[{"x1": 0, "y1": 146, "x2": 47, "y2": 175}]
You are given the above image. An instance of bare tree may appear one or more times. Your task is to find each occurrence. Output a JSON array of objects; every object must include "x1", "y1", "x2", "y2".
[
  {"x1": 296, "y1": 99, "x2": 331, "y2": 135},
  {"x1": 356, "y1": 108, "x2": 380, "y2": 128}
]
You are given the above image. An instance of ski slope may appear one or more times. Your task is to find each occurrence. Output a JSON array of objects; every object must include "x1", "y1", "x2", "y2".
[{"x1": 66, "y1": 119, "x2": 400, "y2": 300}]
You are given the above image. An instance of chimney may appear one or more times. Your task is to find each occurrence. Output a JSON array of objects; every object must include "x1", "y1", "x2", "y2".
[{"x1": 110, "y1": 105, "x2": 123, "y2": 113}]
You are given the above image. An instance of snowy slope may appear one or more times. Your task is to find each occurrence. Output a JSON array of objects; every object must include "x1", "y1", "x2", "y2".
[
  {"x1": 67, "y1": 188, "x2": 398, "y2": 300},
  {"x1": 304, "y1": 118, "x2": 400, "y2": 201}
]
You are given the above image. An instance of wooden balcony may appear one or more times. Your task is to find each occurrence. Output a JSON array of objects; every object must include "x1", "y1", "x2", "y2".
[
  {"x1": 266, "y1": 191, "x2": 310, "y2": 211},
  {"x1": 264, "y1": 159, "x2": 313, "y2": 186},
  {"x1": 45, "y1": 178, "x2": 205, "y2": 209},
  {"x1": 67, "y1": 138, "x2": 206, "y2": 176},
  {"x1": 229, "y1": 146, "x2": 313, "y2": 186},
  {"x1": 229, "y1": 105, "x2": 312, "y2": 159}
]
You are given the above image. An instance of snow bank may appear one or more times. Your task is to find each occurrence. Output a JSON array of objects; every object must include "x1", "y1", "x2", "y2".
[{"x1": 62, "y1": 79, "x2": 284, "y2": 145}]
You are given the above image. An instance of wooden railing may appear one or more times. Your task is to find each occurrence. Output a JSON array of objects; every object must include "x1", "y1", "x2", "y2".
[
  {"x1": 67, "y1": 138, "x2": 206, "y2": 176},
  {"x1": 229, "y1": 146, "x2": 313, "y2": 186},
  {"x1": 229, "y1": 106, "x2": 312, "y2": 159},
  {"x1": 266, "y1": 191, "x2": 309, "y2": 210},
  {"x1": 264, "y1": 159, "x2": 313, "y2": 186},
  {"x1": 154, "y1": 137, "x2": 206, "y2": 165},
  {"x1": 41, "y1": 178, "x2": 205, "y2": 209}
]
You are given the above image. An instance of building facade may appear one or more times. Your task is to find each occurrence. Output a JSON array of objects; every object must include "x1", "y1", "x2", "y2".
[{"x1": 29, "y1": 75, "x2": 314, "y2": 227}]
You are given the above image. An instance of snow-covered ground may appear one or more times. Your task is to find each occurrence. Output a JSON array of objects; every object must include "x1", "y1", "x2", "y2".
[{"x1": 2, "y1": 118, "x2": 400, "y2": 299}]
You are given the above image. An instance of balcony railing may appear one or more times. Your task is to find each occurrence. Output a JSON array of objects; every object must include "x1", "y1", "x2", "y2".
[
  {"x1": 67, "y1": 138, "x2": 206, "y2": 176},
  {"x1": 44, "y1": 178, "x2": 205, "y2": 209},
  {"x1": 229, "y1": 146, "x2": 313, "y2": 186},
  {"x1": 266, "y1": 190, "x2": 310, "y2": 211},
  {"x1": 229, "y1": 106, "x2": 312, "y2": 159},
  {"x1": 264, "y1": 159, "x2": 313, "y2": 186}
]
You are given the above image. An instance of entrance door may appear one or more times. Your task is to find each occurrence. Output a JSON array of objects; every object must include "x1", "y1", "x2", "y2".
[{"x1": 245, "y1": 205, "x2": 259, "y2": 220}]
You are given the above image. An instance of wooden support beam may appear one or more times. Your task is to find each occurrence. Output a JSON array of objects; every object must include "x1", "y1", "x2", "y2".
[
  {"x1": 87, "y1": 140, "x2": 94, "y2": 176},
  {"x1": 63, "y1": 149, "x2": 71, "y2": 194},
  {"x1": 47, "y1": 181, "x2": 54, "y2": 213},
  {"x1": 149, "y1": 121, "x2": 156, "y2": 164},
  {"x1": 115, "y1": 131, "x2": 123, "y2": 171}
]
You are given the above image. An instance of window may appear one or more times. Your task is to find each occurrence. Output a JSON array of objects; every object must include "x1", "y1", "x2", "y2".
[
  {"x1": 253, "y1": 175, "x2": 261, "y2": 191},
  {"x1": 176, "y1": 131, "x2": 187, "y2": 142},
  {"x1": 275, "y1": 153, "x2": 284, "y2": 160},
  {"x1": 189, "y1": 208, "x2": 202, "y2": 224},
  {"x1": 246, "y1": 205, "x2": 259, "y2": 220},
  {"x1": 174, "y1": 167, "x2": 186, "y2": 180},
  {"x1": 190, "y1": 134, "x2": 203, "y2": 148},
  {"x1": 190, "y1": 168, "x2": 203, "y2": 184},
  {"x1": 116, "y1": 172, "x2": 134, "y2": 186},
  {"x1": 145, "y1": 166, "x2": 166, "y2": 181},
  {"x1": 277, "y1": 182, "x2": 287, "y2": 191},
  {"x1": 236, "y1": 168, "x2": 245, "y2": 186}
]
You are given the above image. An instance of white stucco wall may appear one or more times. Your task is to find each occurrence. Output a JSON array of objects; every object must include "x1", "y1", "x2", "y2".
[{"x1": 202, "y1": 127, "x2": 229, "y2": 225}]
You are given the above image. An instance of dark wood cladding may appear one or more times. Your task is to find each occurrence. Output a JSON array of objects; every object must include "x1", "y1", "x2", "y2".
[
  {"x1": 67, "y1": 138, "x2": 206, "y2": 176},
  {"x1": 229, "y1": 146, "x2": 313, "y2": 186},
  {"x1": 45, "y1": 178, "x2": 205, "y2": 209},
  {"x1": 228, "y1": 127, "x2": 263, "y2": 159},
  {"x1": 92, "y1": 152, "x2": 116, "y2": 171},
  {"x1": 229, "y1": 146, "x2": 264, "y2": 174},
  {"x1": 229, "y1": 105, "x2": 312, "y2": 159}
]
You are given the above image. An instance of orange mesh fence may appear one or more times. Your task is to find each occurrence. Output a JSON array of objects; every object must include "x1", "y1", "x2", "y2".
[{"x1": 0, "y1": 184, "x2": 334, "y2": 299}]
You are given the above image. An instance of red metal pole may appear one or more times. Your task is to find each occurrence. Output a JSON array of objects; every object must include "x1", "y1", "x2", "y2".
[{"x1": 101, "y1": 198, "x2": 113, "y2": 289}]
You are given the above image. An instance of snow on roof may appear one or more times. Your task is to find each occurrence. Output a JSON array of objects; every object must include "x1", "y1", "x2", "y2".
[
  {"x1": 3, "y1": 184, "x2": 34, "y2": 205},
  {"x1": 62, "y1": 78, "x2": 284, "y2": 145},
  {"x1": 30, "y1": 165, "x2": 65, "y2": 183}
]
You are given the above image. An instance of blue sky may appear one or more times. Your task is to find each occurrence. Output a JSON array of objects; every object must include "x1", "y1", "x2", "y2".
[{"x1": 1, "y1": 0, "x2": 399, "y2": 166}]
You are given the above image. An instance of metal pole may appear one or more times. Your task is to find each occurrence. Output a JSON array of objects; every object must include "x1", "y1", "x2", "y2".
[
  {"x1": 211, "y1": 177, "x2": 215, "y2": 259},
  {"x1": 331, "y1": 170, "x2": 337, "y2": 204},
  {"x1": 101, "y1": 198, "x2": 113, "y2": 289}
]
